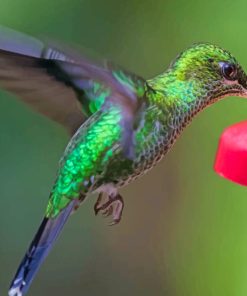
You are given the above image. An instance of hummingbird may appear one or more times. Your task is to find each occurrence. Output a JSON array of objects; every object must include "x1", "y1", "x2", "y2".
[{"x1": 1, "y1": 26, "x2": 246, "y2": 296}]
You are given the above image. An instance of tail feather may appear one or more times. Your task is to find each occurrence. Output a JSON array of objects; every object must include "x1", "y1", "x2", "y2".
[{"x1": 8, "y1": 201, "x2": 76, "y2": 296}]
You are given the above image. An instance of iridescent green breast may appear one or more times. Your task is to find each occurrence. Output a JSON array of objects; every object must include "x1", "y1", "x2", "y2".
[
  {"x1": 97, "y1": 81, "x2": 209, "y2": 188},
  {"x1": 95, "y1": 97, "x2": 184, "y2": 188}
]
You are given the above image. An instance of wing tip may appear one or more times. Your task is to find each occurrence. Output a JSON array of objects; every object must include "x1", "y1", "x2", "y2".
[{"x1": 0, "y1": 25, "x2": 44, "y2": 58}]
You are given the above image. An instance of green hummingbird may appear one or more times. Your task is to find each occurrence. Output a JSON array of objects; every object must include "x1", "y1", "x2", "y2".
[{"x1": 2, "y1": 26, "x2": 246, "y2": 295}]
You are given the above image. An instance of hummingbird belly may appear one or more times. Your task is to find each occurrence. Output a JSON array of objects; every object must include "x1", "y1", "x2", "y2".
[{"x1": 95, "y1": 124, "x2": 179, "y2": 190}]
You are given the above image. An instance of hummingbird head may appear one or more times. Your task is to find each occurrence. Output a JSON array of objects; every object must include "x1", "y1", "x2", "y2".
[{"x1": 170, "y1": 43, "x2": 247, "y2": 103}]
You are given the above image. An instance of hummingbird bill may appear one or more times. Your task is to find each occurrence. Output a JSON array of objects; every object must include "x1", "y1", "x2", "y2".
[{"x1": 1, "y1": 26, "x2": 247, "y2": 296}]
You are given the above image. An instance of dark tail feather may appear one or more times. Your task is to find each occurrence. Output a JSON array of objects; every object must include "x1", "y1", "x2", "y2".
[{"x1": 8, "y1": 201, "x2": 76, "y2": 296}]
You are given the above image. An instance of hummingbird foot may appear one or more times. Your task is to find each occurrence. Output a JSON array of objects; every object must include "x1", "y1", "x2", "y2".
[{"x1": 94, "y1": 192, "x2": 124, "y2": 225}]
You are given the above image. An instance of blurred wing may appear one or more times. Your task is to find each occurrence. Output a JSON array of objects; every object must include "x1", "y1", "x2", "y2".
[
  {"x1": 0, "y1": 27, "x2": 84, "y2": 133},
  {"x1": 53, "y1": 59, "x2": 148, "y2": 157},
  {"x1": 0, "y1": 26, "x2": 148, "y2": 137},
  {"x1": 0, "y1": 50, "x2": 85, "y2": 133}
]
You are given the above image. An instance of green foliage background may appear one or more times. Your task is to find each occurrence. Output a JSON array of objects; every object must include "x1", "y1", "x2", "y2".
[{"x1": 0, "y1": 0, "x2": 247, "y2": 295}]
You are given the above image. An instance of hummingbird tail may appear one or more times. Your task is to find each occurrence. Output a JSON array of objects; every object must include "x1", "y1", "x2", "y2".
[{"x1": 8, "y1": 200, "x2": 77, "y2": 296}]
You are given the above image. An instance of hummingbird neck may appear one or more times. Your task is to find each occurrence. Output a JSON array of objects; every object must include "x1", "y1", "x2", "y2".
[{"x1": 148, "y1": 69, "x2": 209, "y2": 120}]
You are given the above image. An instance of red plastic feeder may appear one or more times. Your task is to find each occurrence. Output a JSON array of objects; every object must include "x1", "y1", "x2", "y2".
[{"x1": 214, "y1": 120, "x2": 247, "y2": 186}]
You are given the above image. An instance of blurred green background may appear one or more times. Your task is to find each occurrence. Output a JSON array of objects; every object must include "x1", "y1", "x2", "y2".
[{"x1": 1, "y1": 0, "x2": 247, "y2": 295}]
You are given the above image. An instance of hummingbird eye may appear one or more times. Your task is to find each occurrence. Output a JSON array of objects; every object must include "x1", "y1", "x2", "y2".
[{"x1": 220, "y1": 62, "x2": 238, "y2": 81}]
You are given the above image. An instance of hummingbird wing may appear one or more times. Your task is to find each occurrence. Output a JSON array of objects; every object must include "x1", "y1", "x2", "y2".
[
  {"x1": 0, "y1": 27, "x2": 84, "y2": 133},
  {"x1": 0, "y1": 26, "x2": 147, "y2": 136},
  {"x1": 8, "y1": 104, "x2": 137, "y2": 296}
]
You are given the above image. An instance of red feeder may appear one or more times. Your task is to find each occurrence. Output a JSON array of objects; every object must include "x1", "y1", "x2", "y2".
[{"x1": 214, "y1": 120, "x2": 247, "y2": 186}]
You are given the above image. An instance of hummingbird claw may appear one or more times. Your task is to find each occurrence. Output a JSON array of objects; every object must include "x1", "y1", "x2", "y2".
[
  {"x1": 94, "y1": 192, "x2": 104, "y2": 215},
  {"x1": 108, "y1": 218, "x2": 121, "y2": 226},
  {"x1": 94, "y1": 193, "x2": 124, "y2": 225},
  {"x1": 102, "y1": 205, "x2": 113, "y2": 217}
]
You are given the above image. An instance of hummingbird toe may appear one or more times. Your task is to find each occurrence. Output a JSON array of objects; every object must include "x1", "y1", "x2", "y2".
[
  {"x1": 94, "y1": 192, "x2": 104, "y2": 215},
  {"x1": 102, "y1": 205, "x2": 113, "y2": 217},
  {"x1": 94, "y1": 193, "x2": 124, "y2": 225}
]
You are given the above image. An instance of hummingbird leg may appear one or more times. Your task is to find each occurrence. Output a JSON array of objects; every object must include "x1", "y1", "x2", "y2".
[
  {"x1": 108, "y1": 194, "x2": 124, "y2": 226},
  {"x1": 94, "y1": 193, "x2": 124, "y2": 225}
]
